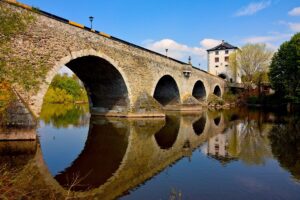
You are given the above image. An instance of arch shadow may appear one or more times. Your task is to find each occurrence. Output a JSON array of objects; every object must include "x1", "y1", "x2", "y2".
[
  {"x1": 192, "y1": 80, "x2": 207, "y2": 100},
  {"x1": 65, "y1": 56, "x2": 129, "y2": 114},
  {"x1": 154, "y1": 115, "x2": 180, "y2": 150},
  {"x1": 54, "y1": 117, "x2": 129, "y2": 191},
  {"x1": 153, "y1": 75, "x2": 180, "y2": 106},
  {"x1": 193, "y1": 115, "x2": 207, "y2": 136},
  {"x1": 213, "y1": 85, "x2": 221, "y2": 97}
]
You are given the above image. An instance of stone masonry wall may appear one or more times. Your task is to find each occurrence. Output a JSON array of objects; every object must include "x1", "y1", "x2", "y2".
[{"x1": 2, "y1": 1, "x2": 226, "y2": 117}]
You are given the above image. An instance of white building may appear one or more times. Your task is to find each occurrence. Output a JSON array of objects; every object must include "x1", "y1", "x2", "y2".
[{"x1": 207, "y1": 40, "x2": 241, "y2": 83}]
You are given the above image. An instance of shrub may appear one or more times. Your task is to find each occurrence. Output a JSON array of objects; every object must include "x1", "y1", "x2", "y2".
[
  {"x1": 207, "y1": 94, "x2": 225, "y2": 106},
  {"x1": 222, "y1": 91, "x2": 237, "y2": 103}
]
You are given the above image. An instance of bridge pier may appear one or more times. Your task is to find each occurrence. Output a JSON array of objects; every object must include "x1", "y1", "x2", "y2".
[
  {"x1": 91, "y1": 92, "x2": 165, "y2": 118},
  {"x1": 0, "y1": 92, "x2": 37, "y2": 141}
]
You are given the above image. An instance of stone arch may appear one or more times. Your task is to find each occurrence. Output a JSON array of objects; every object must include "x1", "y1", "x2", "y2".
[
  {"x1": 153, "y1": 75, "x2": 180, "y2": 106},
  {"x1": 192, "y1": 80, "x2": 207, "y2": 100},
  {"x1": 36, "y1": 49, "x2": 131, "y2": 116},
  {"x1": 218, "y1": 73, "x2": 227, "y2": 80},
  {"x1": 213, "y1": 85, "x2": 221, "y2": 97}
]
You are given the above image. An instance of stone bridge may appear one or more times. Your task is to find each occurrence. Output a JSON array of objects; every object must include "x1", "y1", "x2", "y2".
[
  {"x1": 1, "y1": 0, "x2": 225, "y2": 118},
  {"x1": 0, "y1": 111, "x2": 228, "y2": 199}
]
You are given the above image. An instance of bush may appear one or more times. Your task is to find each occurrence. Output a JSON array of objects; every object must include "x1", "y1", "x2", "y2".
[
  {"x1": 43, "y1": 74, "x2": 88, "y2": 104},
  {"x1": 207, "y1": 94, "x2": 225, "y2": 106},
  {"x1": 247, "y1": 96, "x2": 259, "y2": 104},
  {"x1": 222, "y1": 91, "x2": 237, "y2": 103},
  {"x1": 44, "y1": 88, "x2": 74, "y2": 104}
]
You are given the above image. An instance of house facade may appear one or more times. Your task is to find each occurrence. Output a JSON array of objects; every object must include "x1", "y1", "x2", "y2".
[{"x1": 207, "y1": 40, "x2": 241, "y2": 83}]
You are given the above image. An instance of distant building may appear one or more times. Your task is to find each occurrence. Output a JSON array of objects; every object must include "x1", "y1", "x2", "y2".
[{"x1": 207, "y1": 40, "x2": 241, "y2": 83}]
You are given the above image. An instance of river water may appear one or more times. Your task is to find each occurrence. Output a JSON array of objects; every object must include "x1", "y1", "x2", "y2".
[{"x1": 1, "y1": 104, "x2": 300, "y2": 199}]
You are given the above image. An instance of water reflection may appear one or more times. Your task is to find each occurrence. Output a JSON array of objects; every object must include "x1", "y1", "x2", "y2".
[
  {"x1": 269, "y1": 115, "x2": 300, "y2": 181},
  {"x1": 192, "y1": 114, "x2": 206, "y2": 136},
  {"x1": 55, "y1": 118, "x2": 129, "y2": 191},
  {"x1": 40, "y1": 103, "x2": 89, "y2": 128},
  {"x1": 154, "y1": 115, "x2": 180, "y2": 150},
  {"x1": 1, "y1": 106, "x2": 300, "y2": 199},
  {"x1": 206, "y1": 119, "x2": 272, "y2": 166},
  {"x1": 0, "y1": 140, "x2": 37, "y2": 169}
]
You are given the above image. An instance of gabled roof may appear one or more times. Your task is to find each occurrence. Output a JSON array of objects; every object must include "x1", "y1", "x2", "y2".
[{"x1": 207, "y1": 41, "x2": 238, "y2": 52}]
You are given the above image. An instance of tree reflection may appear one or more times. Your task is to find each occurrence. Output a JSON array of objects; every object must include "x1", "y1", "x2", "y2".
[
  {"x1": 232, "y1": 120, "x2": 272, "y2": 165},
  {"x1": 40, "y1": 104, "x2": 89, "y2": 128},
  {"x1": 208, "y1": 117, "x2": 273, "y2": 166},
  {"x1": 269, "y1": 116, "x2": 300, "y2": 181}
]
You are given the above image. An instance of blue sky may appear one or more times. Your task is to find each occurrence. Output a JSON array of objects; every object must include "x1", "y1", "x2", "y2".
[{"x1": 20, "y1": 0, "x2": 300, "y2": 70}]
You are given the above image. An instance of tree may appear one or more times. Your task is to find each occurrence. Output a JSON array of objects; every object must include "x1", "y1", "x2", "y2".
[
  {"x1": 269, "y1": 33, "x2": 300, "y2": 103},
  {"x1": 229, "y1": 43, "x2": 273, "y2": 87},
  {"x1": 43, "y1": 74, "x2": 88, "y2": 104}
]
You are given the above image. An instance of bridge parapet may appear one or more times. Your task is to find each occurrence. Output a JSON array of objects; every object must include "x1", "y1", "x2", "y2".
[{"x1": 1, "y1": 0, "x2": 226, "y2": 118}]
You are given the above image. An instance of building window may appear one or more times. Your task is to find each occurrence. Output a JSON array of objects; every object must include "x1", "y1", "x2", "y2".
[
  {"x1": 225, "y1": 56, "x2": 229, "y2": 62},
  {"x1": 215, "y1": 57, "x2": 219, "y2": 62},
  {"x1": 215, "y1": 51, "x2": 219, "y2": 55},
  {"x1": 225, "y1": 65, "x2": 228, "y2": 67},
  {"x1": 215, "y1": 65, "x2": 219, "y2": 68},
  {"x1": 225, "y1": 50, "x2": 229, "y2": 54}
]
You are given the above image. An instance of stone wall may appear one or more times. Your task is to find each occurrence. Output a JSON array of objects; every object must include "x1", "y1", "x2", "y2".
[{"x1": 1, "y1": 1, "x2": 226, "y2": 118}]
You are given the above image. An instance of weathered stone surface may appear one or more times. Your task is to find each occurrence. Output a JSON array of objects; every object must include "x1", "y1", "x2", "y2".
[{"x1": 1, "y1": 1, "x2": 226, "y2": 118}]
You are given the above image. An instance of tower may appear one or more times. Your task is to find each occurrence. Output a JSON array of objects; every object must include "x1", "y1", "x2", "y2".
[{"x1": 207, "y1": 40, "x2": 241, "y2": 83}]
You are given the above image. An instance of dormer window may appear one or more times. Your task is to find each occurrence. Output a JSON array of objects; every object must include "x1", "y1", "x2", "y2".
[{"x1": 215, "y1": 51, "x2": 219, "y2": 55}]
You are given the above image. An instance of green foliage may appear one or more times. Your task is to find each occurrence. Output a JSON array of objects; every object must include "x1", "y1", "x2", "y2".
[
  {"x1": 0, "y1": 3, "x2": 49, "y2": 93},
  {"x1": 43, "y1": 74, "x2": 88, "y2": 104},
  {"x1": 246, "y1": 94, "x2": 287, "y2": 105},
  {"x1": 222, "y1": 91, "x2": 237, "y2": 103},
  {"x1": 44, "y1": 87, "x2": 74, "y2": 104},
  {"x1": 207, "y1": 94, "x2": 225, "y2": 106},
  {"x1": 246, "y1": 96, "x2": 260, "y2": 104},
  {"x1": 269, "y1": 33, "x2": 300, "y2": 103},
  {"x1": 229, "y1": 43, "x2": 273, "y2": 86},
  {"x1": 0, "y1": 5, "x2": 33, "y2": 38},
  {"x1": 51, "y1": 74, "x2": 83, "y2": 98}
]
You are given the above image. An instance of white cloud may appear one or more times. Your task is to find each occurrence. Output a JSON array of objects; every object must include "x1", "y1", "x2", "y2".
[
  {"x1": 288, "y1": 7, "x2": 300, "y2": 16},
  {"x1": 279, "y1": 21, "x2": 300, "y2": 32},
  {"x1": 143, "y1": 38, "x2": 222, "y2": 70},
  {"x1": 243, "y1": 33, "x2": 292, "y2": 43},
  {"x1": 242, "y1": 33, "x2": 292, "y2": 50},
  {"x1": 288, "y1": 22, "x2": 300, "y2": 32},
  {"x1": 235, "y1": 1, "x2": 271, "y2": 16},
  {"x1": 200, "y1": 39, "x2": 222, "y2": 49}
]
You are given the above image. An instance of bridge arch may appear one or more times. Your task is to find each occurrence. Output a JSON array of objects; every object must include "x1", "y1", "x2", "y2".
[
  {"x1": 218, "y1": 73, "x2": 227, "y2": 80},
  {"x1": 192, "y1": 80, "x2": 207, "y2": 100},
  {"x1": 153, "y1": 75, "x2": 180, "y2": 106},
  {"x1": 38, "y1": 49, "x2": 132, "y2": 116},
  {"x1": 213, "y1": 85, "x2": 222, "y2": 97}
]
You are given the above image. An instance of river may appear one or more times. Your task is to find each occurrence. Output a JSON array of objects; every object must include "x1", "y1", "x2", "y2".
[{"x1": 1, "y1": 104, "x2": 300, "y2": 199}]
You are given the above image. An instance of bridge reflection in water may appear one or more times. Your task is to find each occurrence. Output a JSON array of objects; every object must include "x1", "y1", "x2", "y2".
[
  {"x1": 46, "y1": 111, "x2": 226, "y2": 199},
  {"x1": 1, "y1": 108, "x2": 300, "y2": 199}
]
